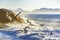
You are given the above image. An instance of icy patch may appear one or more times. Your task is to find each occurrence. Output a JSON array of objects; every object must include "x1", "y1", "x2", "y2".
[{"x1": 0, "y1": 17, "x2": 60, "y2": 40}]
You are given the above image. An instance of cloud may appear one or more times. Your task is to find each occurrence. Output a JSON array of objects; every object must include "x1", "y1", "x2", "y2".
[{"x1": 0, "y1": 0, "x2": 60, "y2": 11}]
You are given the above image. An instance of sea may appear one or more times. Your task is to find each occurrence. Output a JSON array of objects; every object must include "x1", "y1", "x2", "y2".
[
  {"x1": 22, "y1": 14, "x2": 60, "y2": 22},
  {"x1": 24, "y1": 14, "x2": 60, "y2": 19}
]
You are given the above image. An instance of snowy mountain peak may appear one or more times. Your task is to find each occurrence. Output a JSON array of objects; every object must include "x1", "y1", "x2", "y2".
[{"x1": 15, "y1": 8, "x2": 24, "y2": 13}]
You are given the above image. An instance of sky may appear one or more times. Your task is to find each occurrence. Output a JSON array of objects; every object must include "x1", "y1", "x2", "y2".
[{"x1": 0, "y1": 0, "x2": 60, "y2": 11}]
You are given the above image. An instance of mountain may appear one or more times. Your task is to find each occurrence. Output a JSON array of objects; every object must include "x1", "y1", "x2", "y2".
[
  {"x1": 33, "y1": 8, "x2": 60, "y2": 11},
  {"x1": 31, "y1": 8, "x2": 60, "y2": 14},
  {"x1": 15, "y1": 8, "x2": 30, "y2": 14},
  {"x1": 15, "y1": 8, "x2": 60, "y2": 14},
  {"x1": 15, "y1": 8, "x2": 24, "y2": 13}
]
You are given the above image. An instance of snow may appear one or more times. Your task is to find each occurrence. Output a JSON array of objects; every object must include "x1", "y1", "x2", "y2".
[{"x1": 0, "y1": 16, "x2": 60, "y2": 40}]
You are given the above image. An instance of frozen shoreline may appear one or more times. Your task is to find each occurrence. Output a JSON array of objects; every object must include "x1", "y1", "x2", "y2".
[{"x1": 0, "y1": 16, "x2": 60, "y2": 40}]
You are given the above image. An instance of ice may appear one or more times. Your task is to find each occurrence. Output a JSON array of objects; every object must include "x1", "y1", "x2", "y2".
[{"x1": 0, "y1": 16, "x2": 60, "y2": 40}]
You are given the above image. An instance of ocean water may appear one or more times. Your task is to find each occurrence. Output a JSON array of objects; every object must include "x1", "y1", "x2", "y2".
[
  {"x1": 25, "y1": 14, "x2": 60, "y2": 18},
  {"x1": 23, "y1": 14, "x2": 60, "y2": 22}
]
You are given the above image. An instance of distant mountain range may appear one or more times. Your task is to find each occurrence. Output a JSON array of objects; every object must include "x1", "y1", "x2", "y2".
[
  {"x1": 31, "y1": 8, "x2": 60, "y2": 14},
  {"x1": 33, "y1": 8, "x2": 60, "y2": 11},
  {"x1": 15, "y1": 8, "x2": 60, "y2": 14}
]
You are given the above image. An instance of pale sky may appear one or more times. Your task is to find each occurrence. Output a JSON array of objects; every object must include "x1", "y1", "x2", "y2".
[{"x1": 0, "y1": 0, "x2": 60, "y2": 11}]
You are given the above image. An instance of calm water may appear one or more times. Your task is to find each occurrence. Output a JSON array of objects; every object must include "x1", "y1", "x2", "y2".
[
  {"x1": 26, "y1": 14, "x2": 60, "y2": 18},
  {"x1": 23, "y1": 14, "x2": 60, "y2": 21}
]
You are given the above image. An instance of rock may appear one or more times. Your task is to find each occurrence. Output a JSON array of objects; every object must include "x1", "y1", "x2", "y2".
[{"x1": 0, "y1": 8, "x2": 24, "y2": 23}]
